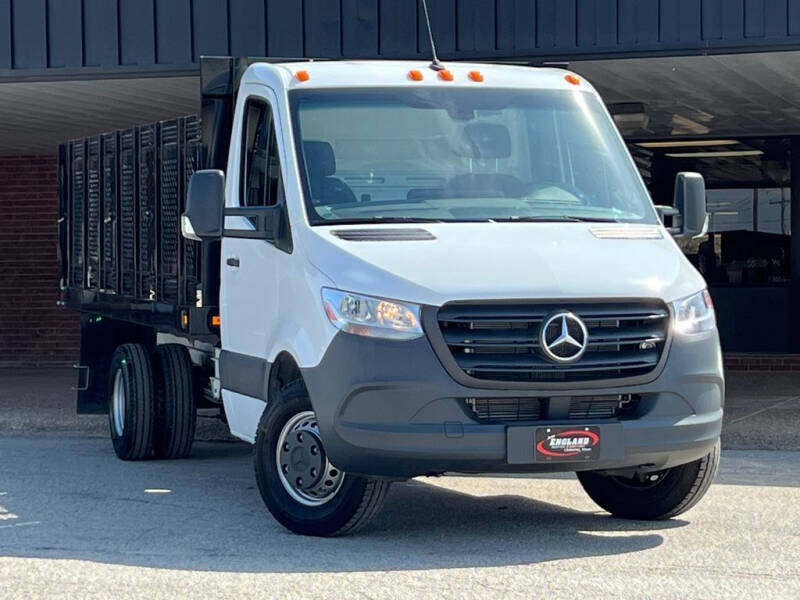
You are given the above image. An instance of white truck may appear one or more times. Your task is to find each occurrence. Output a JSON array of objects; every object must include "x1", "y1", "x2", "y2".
[{"x1": 59, "y1": 57, "x2": 722, "y2": 536}]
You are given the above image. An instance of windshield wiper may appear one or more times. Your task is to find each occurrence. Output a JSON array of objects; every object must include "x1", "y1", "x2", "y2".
[
  {"x1": 495, "y1": 215, "x2": 619, "y2": 223},
  {"x1": 321, "y1": 216, "x2": 447, "y2": 224},
  {"x1": 321, "y1": 216, "x2": 494, "y2": 225}
]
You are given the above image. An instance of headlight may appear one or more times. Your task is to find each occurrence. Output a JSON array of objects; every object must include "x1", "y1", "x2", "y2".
[
  {"x1": 673, "y1": 289, "x2": 716, "y2": 335},
  {"x1": 321, "y1": 288, "x2": 423, "y2": 340}
]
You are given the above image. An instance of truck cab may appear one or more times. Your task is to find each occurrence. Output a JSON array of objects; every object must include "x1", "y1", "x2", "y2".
[{"x1": 64, "y1": 59, "x2": 722, "y2": 537}]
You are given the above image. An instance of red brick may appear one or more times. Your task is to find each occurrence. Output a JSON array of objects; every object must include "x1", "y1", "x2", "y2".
[{"x1": 0, "y1": 155, "x2": 78, "y2": 366}]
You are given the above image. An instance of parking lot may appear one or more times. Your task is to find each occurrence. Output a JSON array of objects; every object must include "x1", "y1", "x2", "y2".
[
  {"x1": 1, "y1": 369, "x2": 799, "y2": 598},
  {"x1": 2, "y1": 437, "x2": 799, "y2": 598}
]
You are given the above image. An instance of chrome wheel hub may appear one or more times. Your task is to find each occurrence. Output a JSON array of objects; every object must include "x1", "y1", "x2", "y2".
[
  {"x1": 112, "y1": 370, "x2": 126, "y2": 437},
  {"x1": 276, "y1": 411, "x2": 344, "y2": 506}
]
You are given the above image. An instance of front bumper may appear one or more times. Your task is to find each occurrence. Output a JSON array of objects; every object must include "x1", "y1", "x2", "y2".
[{"x1": 301, "y1": 327, "x2": 723, "y2": 479}]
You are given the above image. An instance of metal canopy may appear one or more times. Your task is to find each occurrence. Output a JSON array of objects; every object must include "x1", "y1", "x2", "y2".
[
  {"x1": 1, "y1": 51, "x2": 800, "y2": 156},
  {"x1": 572, "y1": 50, "x2": 800, "y2": 140},
  {"x1": 0, "y1": 76, "x2": 198, "y2": 155}
]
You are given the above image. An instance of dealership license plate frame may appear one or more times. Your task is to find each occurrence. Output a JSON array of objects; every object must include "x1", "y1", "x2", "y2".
[{"x1": 534, "y1": 426, "x2": 601, "y2": 462}]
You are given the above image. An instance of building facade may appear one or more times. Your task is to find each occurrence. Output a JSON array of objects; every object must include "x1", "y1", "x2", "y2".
[{"x1": 3, "y1": 0, "x2": 800, "y2": 366}]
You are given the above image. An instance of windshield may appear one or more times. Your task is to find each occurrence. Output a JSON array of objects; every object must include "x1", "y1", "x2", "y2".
[{"x1": 289, "y1": 87, "x2": 657, "y2": 225}]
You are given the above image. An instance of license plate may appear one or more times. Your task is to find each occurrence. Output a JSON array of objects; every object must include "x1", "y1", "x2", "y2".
[{"x1": 535, "y1": 426, "x2": 600, "y2": 461}]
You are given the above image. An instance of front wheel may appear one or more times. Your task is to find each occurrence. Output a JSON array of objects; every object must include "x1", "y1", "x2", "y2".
[
  {"x1": 253, "y1": 380, "x2": 389, "y2": 537},
  {"x1": 577, "y1": 439, "x2": 720, "y2": 520}
]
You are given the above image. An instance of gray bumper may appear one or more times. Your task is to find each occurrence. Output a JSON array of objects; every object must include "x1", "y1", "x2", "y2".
[{"x1": 301, "y1": 328, "x2": 723, "y2": 479}]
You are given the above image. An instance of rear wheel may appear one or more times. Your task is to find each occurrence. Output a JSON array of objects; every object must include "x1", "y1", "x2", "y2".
[
  {"x1": 108, "y1": 343, "x2": 155, "y2": 461},
  {"x1": 152, "y1": 344, "x2": 197, "y2": 459},
  {"x1": 577, "y1": 439, "x2": 721, "y2": 520},
  {"x1": 254, "y1": 380, "x2": 390, "y2": 537}
]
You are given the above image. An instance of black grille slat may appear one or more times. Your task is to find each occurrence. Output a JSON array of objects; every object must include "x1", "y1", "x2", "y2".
[
  {"x1": 569, "y1": 398, "x2": 620, "y2": 419},
  {"x1": 158, "y1": 120, "x2": 180, "y2": 304},
  {"x1": 443, "y1": 325, "x2": 665, "y2": 349},
  {"x1": 438, "y1": 301, "x2": 668, "y2": 383},
  {"x1": 69, "y1": 141, "x2": 85, "y2": 287},
  {"x1": 101, "y1": 133, "x2": 118, "y2": 294},
  {"x1": 466, "y1": 398, "x2": 543, "y2": 422},
  {"x1": 465, "y1": 395, "x2": 640, "y2": 423},
  {"x1": 137, "y1": 125, "x2": 157, "y2": 299},
  {"x1": 181, "y1": 117, "x2": 202, "y2": 306},
  {"x1": 86, "y1": 136, "x2": 101, "y2": 289},
  {"x1": 459, "y1": 349, "x2": 660, "y2": 371},
  {"x1": 438, "y1": 304, "x2": 550, "y2": 322},
  {"x1": 119, "y1": 129, "x2": 136, "y2": 296},
  {"x1": 443, "y1": 328, "x2": 539, "y2": 346}
]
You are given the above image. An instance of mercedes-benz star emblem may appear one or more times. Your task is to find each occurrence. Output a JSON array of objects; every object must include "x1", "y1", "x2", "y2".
[{"x1": 540, "y1": 312, "x2": 589, "y2": 363}]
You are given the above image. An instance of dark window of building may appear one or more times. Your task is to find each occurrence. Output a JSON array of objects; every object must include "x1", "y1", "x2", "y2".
[
  {"x1": 630, "y1": 137, "x2": 794, "y2": 353},
  {"x1": 630, "y1": 138, "x2": 791, "y2": 286}
]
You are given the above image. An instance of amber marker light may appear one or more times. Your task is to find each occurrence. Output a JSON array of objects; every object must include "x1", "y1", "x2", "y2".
[
  {"x1": 438, "y1": 69, "x2": 454, "y2": 81},
  {"x1": 468, "y1": 70, "x2": 484, "y2": 82},
  {"x1": 408, "y1": 69, "x2": 424, "y2": 81},
  {"x1": 295, "y1": 70, "x2": 310, "y2": 82},
  {"x1": 565, "y1": 74, "x2": 581, "y2": 86},
  {"x1": 211, "y1": 315, "x2": 221, "y2": 327}
]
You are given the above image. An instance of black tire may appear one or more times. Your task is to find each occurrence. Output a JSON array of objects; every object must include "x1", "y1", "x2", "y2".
[
  {"x1": 152, "y1": 344, "x2": 197, "y2": 459},
  {"x1": 254, "y1": 380, "x2": 390, "y2": 537},
  {"x1": 108, "y1": 343, "x2": 155, "y2": 461},
  {"x1": 577, "y1": 439, "x2": 721, "y2": 520}
]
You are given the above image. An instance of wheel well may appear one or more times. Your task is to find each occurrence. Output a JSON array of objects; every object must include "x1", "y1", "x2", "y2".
[
  {"x1": 77, "y1": 315, "x2": 156, "y2": 414},
  {"x1": 268, "y1": 352, "x2": 303, "y2": 399}
]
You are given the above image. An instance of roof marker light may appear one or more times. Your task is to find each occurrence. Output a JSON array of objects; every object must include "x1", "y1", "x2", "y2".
[
  {"x1": 408, "y1": 69, "x2": 424, "y2": 81},
  {"x1": 565, "y1": 74, "x2": 581, "y2": 86},
  {"x1": 468, "y1": 70, "x2": 484, "y2": 82},
  {"x1": 438, "y1": 69, "x2": 454, "y2": 81},
  {"x1": 296, "y1": 70, "x2": 310, "y2": 82}
]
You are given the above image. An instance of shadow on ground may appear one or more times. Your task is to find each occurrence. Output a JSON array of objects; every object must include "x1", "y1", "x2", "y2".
[{"x1": 0, "y1": 438, "x2": 682, "y2": 574}]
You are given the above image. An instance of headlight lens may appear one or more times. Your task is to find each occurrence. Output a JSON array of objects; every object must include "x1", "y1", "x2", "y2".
[
  {"x1": 673, "y1": 289, "x2": 716, "y2": 335},
  {"x1": 321, "y1": 288, "x2": 423, "y2": 340}
]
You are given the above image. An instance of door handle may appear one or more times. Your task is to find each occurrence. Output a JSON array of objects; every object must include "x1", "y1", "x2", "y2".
[{"x1": 226, "y1": 256, "x2": 240, "y2": 268}]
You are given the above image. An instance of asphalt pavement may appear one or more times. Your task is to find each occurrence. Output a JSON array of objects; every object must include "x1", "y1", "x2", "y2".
[{"x1": 1, "y1": 435, "x2": 798, "y2": 599}]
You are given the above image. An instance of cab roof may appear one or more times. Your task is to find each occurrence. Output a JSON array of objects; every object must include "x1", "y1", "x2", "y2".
[{"x1": 240, "y1": 60, "x2": 597, "y2": 95}]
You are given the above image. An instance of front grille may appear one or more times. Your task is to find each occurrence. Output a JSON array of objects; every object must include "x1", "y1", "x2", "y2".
[
  {"x1": 437, "y1": 301, "x2": 669, "y2": 383},
  {"x1": 466, "y1": 397, "x2": 543, "y2": 422},
  {"x1": 465, "y1": 394, "x2": 640, "y2": 423}
]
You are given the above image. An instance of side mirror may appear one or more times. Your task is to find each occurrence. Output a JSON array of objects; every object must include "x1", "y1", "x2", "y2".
[
  {"x1": 182, "y1": 170, "x2": 225, "y2": 241},
  {"x1": 674, "y1": 172, "x2": 707, "y2": 238},
  {"x1": 655, "y1": 172, "x2": 707, "y2": 239}
]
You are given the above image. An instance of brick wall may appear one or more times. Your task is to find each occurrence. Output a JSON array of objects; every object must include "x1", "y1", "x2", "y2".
[
  {"x1": 0, "y1": 156, "x2": 79, "y2": 367},
  {"x1": 724, "y1": 354, "x2": 800, "y2": 371}
]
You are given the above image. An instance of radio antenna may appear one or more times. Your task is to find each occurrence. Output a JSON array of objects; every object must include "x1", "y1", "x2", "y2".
[{"x1": 420, "y1": 0, "x2": 444, "y2": 71}]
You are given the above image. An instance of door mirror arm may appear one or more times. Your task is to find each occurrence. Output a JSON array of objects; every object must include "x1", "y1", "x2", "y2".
[
  {"x1": 654, "y1": 205, "x2": 681, "y2": 236},
  {"x1": 224, "y1": 205, "x2": 293, "y2": 253}
]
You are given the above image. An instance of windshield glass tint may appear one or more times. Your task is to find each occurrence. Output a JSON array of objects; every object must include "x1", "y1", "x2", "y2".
[{"x1": 290, "y1": 88, "x2": 656, "y2": 224}]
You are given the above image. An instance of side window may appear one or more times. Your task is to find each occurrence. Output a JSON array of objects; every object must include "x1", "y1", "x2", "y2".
[{"x1": 241, "y1": 99, "x2": 284, "y2": 208}]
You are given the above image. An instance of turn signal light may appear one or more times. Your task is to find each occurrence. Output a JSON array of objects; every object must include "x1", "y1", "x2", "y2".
[
  {"x1": 438, "y1": 69, "x2": 454, "y2": 81},
  {"x1": 565, "y1": 74, "x2": 581, "y2": 86},
  {"x1": 408, "y1": 69, "x2": 424, "y2": 81},
  {"x1": 211, "y1": 315, "x2": 221, "y2": 327},
  {"x1": 296, "y1": 70, "x2": 310, "y2": 82},
  {"x1": 468, "y1": 70, "x2": 484, "y2": 82}
]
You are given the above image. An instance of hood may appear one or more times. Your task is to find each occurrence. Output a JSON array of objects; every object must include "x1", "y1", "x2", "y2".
[{"x1": 303, "y1": 223, "x2": 706, "y2": 307}]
